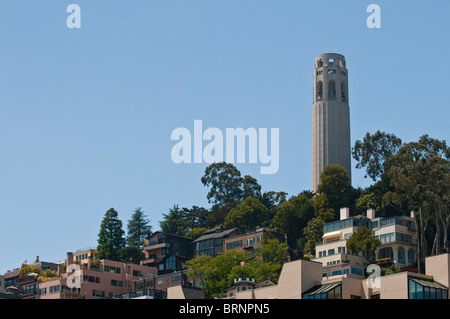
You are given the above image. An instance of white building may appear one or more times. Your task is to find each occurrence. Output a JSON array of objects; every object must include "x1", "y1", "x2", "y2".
[{"x1": 313, "y1": 208, "x2": 418, "y2": 278}]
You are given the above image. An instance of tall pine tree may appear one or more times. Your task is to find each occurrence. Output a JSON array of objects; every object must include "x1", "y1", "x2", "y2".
[
  {"x1": 126, "y1": 207, "x2": 152, "y2": 248},
  {"x1": 97, "y1": 208, "x2": 126, "y2": 261}
]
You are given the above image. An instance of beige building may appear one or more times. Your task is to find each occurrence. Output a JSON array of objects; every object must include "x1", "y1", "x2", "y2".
[
  {"x1": 194, "y1": 253, "x2": 448, "y2": 299},
  {"x1": 313, "y1": 208, "x2": 418, "y2": 278},
  {"x1": 73, "y1": 247, "x2": 98, "y2": 266},
  {"x1": 167, "y1": 208, "x2": 448, "y2": 300}
]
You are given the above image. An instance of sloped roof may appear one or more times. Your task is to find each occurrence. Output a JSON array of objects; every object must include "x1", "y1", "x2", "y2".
[
  {"x1": 4, "y1": 269, "x2": 20, "y2": 279},
  {"x1": 410, "y1": 277, "x2": 447, "y2": 290},
  {"x1": 302, "y1": 282, "x2": 341, "y2": 297},
  {"x1": 192, "y1": 228, "x2": 239, "y2": 243}
]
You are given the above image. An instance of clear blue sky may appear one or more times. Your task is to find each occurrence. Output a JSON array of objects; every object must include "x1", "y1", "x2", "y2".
[{"x1": 1, "y1": 0, "x2": 449, "y2": 273}]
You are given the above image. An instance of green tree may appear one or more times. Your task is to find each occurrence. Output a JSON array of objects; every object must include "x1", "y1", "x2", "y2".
[
  {"x1": 346, "y1": 227, "x2": 381, "y2": 262},
  {"x1": 383, "y1": 138, "x2": 450, "y2": 270},
  {"x1": 126, "y1": 207, "x2": 152, "y2": 248},
  {"x1": 97, "y1": 208, "x2": 126, "y2": 261},
  {"x1": 201, "y1": 162, "x2": 261, "y2": 206},
  {"x1": 302, "y1": 217, "x2": 324, "y2": 258},
  {"x1": 259, "y1": 238, "x2": 289, "y2": 266},
  {"x1": 186, "y1": 239, "x2": 288, "y2": 298},
  {"x1": 242, "y1": 175, "x2": 262, "y2": 199},
  {"x1": 313, "y1": 193, "x2": 335, "y2": 222},
  {"x1": 352, "y1": 130, "x2": 403, "y2": 181},
  {"x1": 271, "y1": 194, "x2": 314, "y2": 248},
  {"x1": 355, "y1": 192, "x2": 379, "y2": 213},
  {"x1": 260, "y1": 191, "x2": 288, "y2": 225},
  {"x1": 184, "y1": 254, "x2": 212, "y2": 288},
  {"x1": 185, "y1": 227, "x2": 208, "y2": 240},
  {"x1": 182, "y1": 206, "x2": 210, "y2": 231},
  {"x1": 118, "y1": 246, "x2": 144, "y2": 264},
  {"x1": 249, "y1": 240, "x2": 288, "y2": 284},
  {"x1": 40, "y1": 269, "x2": 58, "y2": 279},
  {"x1": 207, "y1": 201, "x2": 238, "y2": 228},
  {"x1": 314, "y1": 164, "x2": 355, "y2": 220},
  {"x1": 201, "y1": 162, "x2": 246, "y2": 206},
  {"x1": 19, "y1": 264, "x2": 42, "y2": 278},
  {"x1": 159, "y1": 204, "x2": 189, "y2": 236},
  {"x1": 185, "y1": 251, "x2": 247, "y2": 299},
  {"x1": 224, "y1": 197, "x2": 268, "y2": 232}
]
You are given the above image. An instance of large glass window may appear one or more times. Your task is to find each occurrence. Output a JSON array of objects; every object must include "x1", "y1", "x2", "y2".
[
  {"x1": 171, "y1": 274, "x2": 181, "y2": 283},
  {"x1": 396, "y1": 233, "x2": 413, "y2": 244},
  {"x1": 49, "y1": 285, "x2": 60, "y2": 294},
  {"x1": 408, "y1": 249, "x2": 416, "y2": 264},
  {"x1": 398, "y1": 247, "x2": 406, "y2": 264},
  {"x1": 165, "y1": 256, "x2": 176, "y2": 271},
  {"x1": 379, "y1": 232, "x2": 395, "y2": 244},
  {"x1": 323, "y1": 217, "x2": 369, "y2": 233},
  {"x1": 226, "y1": 240, "x2": 243, "y2": 250},
  {"x1": 158, "y1": 234, "x2": 167, "y2": 244},
  {"x1": 351, "y1": 267, "x2": 363, "y2": 276},
  {"x1": 408, "y1": 278, "x2": 448, "y2": 299},
  {"x1": 302, "y1": 283, "x2": 342, "y2": 299},
  {"x1": 378, "y1": 247, "x2": 394, "y2": 261}
]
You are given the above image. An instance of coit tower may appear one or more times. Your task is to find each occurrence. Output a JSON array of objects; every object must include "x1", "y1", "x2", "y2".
[{"x1": 312, "y1": 53, "x2": 351, "y2": 192}]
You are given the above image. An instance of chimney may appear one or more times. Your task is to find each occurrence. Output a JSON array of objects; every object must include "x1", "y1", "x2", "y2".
[
  {"x1": 367, "y1": 208, "x2": 376, "y2": 219},
  {"x1": 35, "y1": 256, "x2": 40, "y2": 263},
  {"x1": 340, "y1": 207, "x2": 349, "y2": 220},
  {"x1": 66, "y1": 252, "x2": 74, "y2": 274}
]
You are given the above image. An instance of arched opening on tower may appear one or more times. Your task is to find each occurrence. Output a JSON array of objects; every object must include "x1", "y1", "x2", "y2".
[
  {"x1": 317, "y1": 81, "x2": 323, "y2": 100},
  {"x1": 317, "y1": 59, "x2": 324, "y2": 68},
  {"x1": 341, "y1": 81, "x2": 346, "y2": 101},
  {"x1": 328, "y1": 80, "x2": 336, "y2": 100},
  {"x1": 339, "y1": 59, "x2": 345, "y2": 68},
  {"x1": 328, "y1": 58, "x2": 334, "y2": 66}
]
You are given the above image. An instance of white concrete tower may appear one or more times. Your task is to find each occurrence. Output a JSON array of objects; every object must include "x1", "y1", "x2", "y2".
[{"x1": 312, "y1": 53, "x2": 351, "y2": 192}]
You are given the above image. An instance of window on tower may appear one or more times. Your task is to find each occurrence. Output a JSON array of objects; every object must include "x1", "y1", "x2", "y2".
[
  {"x1": 328, "y1": 80, "x2": 336, "y2": 100},
  {"x1": 317, "y1": 81, "x2": 323, "y2": 100}
]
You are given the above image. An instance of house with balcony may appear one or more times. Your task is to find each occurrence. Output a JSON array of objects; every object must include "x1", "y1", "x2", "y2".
[
  {"x1": 74, "y1": 247, "x2": 98, "y2": 267},
  {"x1": 38, "y1": 252, "x2": 158, "y2": 299},
  {"x1": 223, "y1": 227, "x2": 287, "y2": 257},
  {"x1": 313, "y1": 208, "x2": 418, "y2": 278},
  {"x1": 2, "y1": 256, "x2": 62, "y2": 299},
  {"x1": 115, "y1": 270, "x2": 203, "y2": 299},
  {"x1": 170, "y1": 253, "x2": 450, "y2": 300},
  {"x1": 143, "y1": 232, "x2": 193, "y2": 275},
  {"x1": 192, "y1": 227, "x2": 240, "y2": 257}
]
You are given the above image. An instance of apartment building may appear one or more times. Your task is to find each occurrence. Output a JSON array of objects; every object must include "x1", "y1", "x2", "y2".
[
  {"x1": 116, "y1": 270, "x2": 203, "y2": 299},
  {"x1": 168, "y1": 253, "x2": 449, "y2": 299},
  {"x1": 143, "y1": 231, "x2": 193, "y2": 275},
  {"x1": 223, "y1": 227, "x2": 286, "y2": 257},
  {"x1": 313, "y1": 208, "x2": 418, "y2": 277},
  {"x1": 2, "y1": 256, "x2": 62, "y2": 299},
  {"x1": 73, "y1": 247, "x2": 98, "y2": 266},
  {"x1": 38, "y1": 252, "x2": 158, "y2": 299},
  {"x1": 192, "y1": 227, "x2": 286, "y2": 259},
  {"x1": 193, "y1": 227, "x2": 240, "y2": 257}
]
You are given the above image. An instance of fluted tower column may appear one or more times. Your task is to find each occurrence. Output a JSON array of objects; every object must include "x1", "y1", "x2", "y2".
[{"x1": 312, "y1": 53, "x2": 351, "y2": 192}]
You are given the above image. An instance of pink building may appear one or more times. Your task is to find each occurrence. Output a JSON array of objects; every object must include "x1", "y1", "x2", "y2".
[{"x1": 38, "y1": 252, "x2": 157, "y2": 299}]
